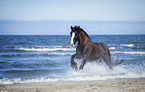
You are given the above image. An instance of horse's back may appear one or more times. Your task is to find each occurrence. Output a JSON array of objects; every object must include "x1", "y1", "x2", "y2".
[{"x1": 94, "y1": 43, "x2": 109, "y2": 52}]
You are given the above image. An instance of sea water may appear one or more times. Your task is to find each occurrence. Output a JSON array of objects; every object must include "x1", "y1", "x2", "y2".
[{"x1": 0, "y1": 35, "x2": 145, "y2": 84}]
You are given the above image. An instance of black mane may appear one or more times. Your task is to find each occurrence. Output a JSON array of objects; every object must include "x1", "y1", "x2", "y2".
[
  {"x1": 74, "y1": 25, "x2": 90, "y2": 39},
  {"x1": 80, "y1": 28, "x2": 90, "y2": 39}
]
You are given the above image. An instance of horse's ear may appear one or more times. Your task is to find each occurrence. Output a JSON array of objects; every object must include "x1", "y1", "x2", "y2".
[{"x1": 71, "y1": 26, "x2": 73, "y2": 30}]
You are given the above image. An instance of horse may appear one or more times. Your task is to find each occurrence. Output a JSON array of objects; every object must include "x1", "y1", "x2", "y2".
[{"x1": 70, "y1": 25, "x2": 113, "y2": 73}]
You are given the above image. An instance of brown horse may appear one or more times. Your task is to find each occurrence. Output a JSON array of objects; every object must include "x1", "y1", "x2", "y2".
[{"x1": 70, "y1": 25, "x2": 113, "y2": 72}]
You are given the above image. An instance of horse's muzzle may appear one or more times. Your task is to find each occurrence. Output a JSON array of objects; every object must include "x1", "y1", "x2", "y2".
[{"x1": 70, "y1": 43, "x2": 75, "y2": 47}]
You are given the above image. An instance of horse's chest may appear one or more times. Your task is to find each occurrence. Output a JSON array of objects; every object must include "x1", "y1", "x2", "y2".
[
  {"x1": 76, "y1": 45, "x2": 84, "y2": 58},
  {"x1": 77, "y1": 45, "x2": 84, "y2": 53}
]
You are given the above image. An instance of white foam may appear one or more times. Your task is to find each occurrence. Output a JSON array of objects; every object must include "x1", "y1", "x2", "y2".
[
  {"x1": 47, "y1": 52, "x2": 75, "y2": 56},
  {"x1": 0, "y1": 63, "x2": 145, "y2": 84},
  {"x1": 111, "y1": 51, "x2": 145, "y2": 55},
  {"x1": 16, "y1": 48, "x2": 75, "y2": 52},
  {"x1": 0, "y1": 77, "x2": 57, "y2": 84},
  {"x1": 17, "y1": 46, "x2": 117, "y2": 52},
  {"x1": 1, "y1": 68, "x2": 144, "y2": 84},
  {"x1": 109, "y1": 47, "x2": 116, "y2": 50},
  {"x1": 121, "y1": 44, "x2": 134, "y2": 47}
]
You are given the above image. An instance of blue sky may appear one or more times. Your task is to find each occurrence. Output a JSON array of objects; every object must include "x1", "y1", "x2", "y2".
[
  {"x1": 0, "y1": 0, "x2": 145, "y2": 21},
  {"x1": 0, "y1": 0, "x2": 145, "y2": 35}
]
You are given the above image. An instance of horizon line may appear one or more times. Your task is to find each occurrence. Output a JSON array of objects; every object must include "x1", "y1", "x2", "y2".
[
  {"x1": 0, "y1": 34, "x2": 145, "y2": 36},
  {"x1": 0, "y1": 19, "x2": 145, "y2": 22}
]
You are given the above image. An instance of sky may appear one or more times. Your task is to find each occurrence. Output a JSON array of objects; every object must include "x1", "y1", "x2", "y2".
[
  {"x1": 0, "y1": 0, "x2": 145, "y2": 35},
  {"x1": 0, "y1": 0, "x2": 145, "y2": 21}
]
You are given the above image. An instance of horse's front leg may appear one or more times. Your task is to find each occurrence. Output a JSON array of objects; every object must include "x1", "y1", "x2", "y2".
[
  {"x1": 79, "y1": 56, "x2": 87, "y2": 73},
  {"x1": 70, "y1": 54, "x2": 78, "y2": 71}
]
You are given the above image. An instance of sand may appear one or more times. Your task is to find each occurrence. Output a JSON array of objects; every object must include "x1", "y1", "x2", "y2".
[{"x1": 0, "y1": 78, "x2": 145, "y2": 92}]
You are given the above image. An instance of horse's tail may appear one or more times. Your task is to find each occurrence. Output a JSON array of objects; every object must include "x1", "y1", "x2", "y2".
[
  {"x1": 100, "y1": 43, "x2": 124, "y2": 66},
  {"x1": 100, "y1": 43, "x2": 124, "y2": 68},
  {"x1": 100, "y1": 43, "x2": 111, "y2": 55},
  {"x1": 99, "y1": 43, "x2": 113, "y2": 70}
]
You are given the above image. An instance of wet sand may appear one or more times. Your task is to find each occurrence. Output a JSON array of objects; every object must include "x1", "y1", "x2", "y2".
[{"x1": 0, "y1": 78, "x2": 145, "y2": 92}]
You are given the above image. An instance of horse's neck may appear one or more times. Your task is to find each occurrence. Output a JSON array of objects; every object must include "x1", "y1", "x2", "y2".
[{"x1": 78, "y1": 31, "x2": 91, "y2": 46}]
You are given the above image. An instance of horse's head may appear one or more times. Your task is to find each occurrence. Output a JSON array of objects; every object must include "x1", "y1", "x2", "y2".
[{"x1": 70, "y1": 25, "x2": 81, "y2": 47}]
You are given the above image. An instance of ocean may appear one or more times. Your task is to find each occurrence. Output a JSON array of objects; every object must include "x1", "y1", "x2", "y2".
[{"x1": 0, "y1": 35, "x2": 145, "y2": 84}]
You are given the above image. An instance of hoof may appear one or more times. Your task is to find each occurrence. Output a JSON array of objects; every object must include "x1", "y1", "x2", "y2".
[
  {"x1": 79, "y1": 69, "x2": 82, "y2": 73},
  {"x1": 71, "y1": 62, "x2": 78, "y2": 71}
]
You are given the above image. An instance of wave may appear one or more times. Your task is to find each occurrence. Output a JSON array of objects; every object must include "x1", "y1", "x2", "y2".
[
  {"x1": 1, "y1": 62, "x2": 145, "y2": 84},
  {"x1": 15, "y1": 47, "x2": 145, "y2": 55},
  {"x1": 111, "y1": 51, "x2": 145, "y2": 55},
  {"x1": 109, "y1": 47, "x2": 116, "y2": 50},
  {"x1": 120, "y1": 44, "x2": 145, "y2": 50},
  {"x1": 15, "y1": 48, "x2": 75, "y2": 52},
  {"x1": 15, "y1": 47, "x2": 116, "y2": 52},
  {"x1": 120, "y1": 44, "x2": 134, "y2": 47},
  {"x1": 47, "y1": 52, "x2": 75, "y2": 56},
  {"x1": 47, "y1": 51, "x2": 145, "y2": 56},
  {"x1": 132, "y1": 47, "x2": 145, "y2": 50},
  {"x1": 0, "y1": 72, "x2": 144, "y2": 84}
]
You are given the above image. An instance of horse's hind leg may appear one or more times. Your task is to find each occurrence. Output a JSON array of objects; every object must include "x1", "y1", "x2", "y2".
[
  {"x1": 70, "y1": 54, "x2": 78, "y2": 71},
  {"x1": 103, "y1": 51, "x2": 113, "y2": 70}
]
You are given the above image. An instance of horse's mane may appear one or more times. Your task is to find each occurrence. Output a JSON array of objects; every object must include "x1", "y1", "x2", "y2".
[
  {"x1": 73, "y1": 25, "x2": 90, "y2": 39},
  {"x1": 78, "y1": 27, "x2": 90, "y2": 39}
]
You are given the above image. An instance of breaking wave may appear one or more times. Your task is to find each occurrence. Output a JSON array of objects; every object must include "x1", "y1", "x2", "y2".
[
  {"x1": 47, "y1": 51, "x2": 145, "y2": 56},
  {"x1": 109, "y1": 47, "x2": 116, "y2": 50},
  {"x1": 121, "y1": 44, "x2": 134, "y2": 47},
  {"x1": 111, "y1": 51, "x2": 145, "y2": 55},
  {"x1": 47, "y1": 52, "x2": 75, "y2": 56},
  {"x1": 14, "y1": 47, "x2": 116, "y2": 52},
  {"x1": 0, "y1": 63, "x2": 145, "y2": 84},
  {"x1": 46, "y1": 51, "x2": 145, "y2": 56},
  {"x1": 15, "y1": 47, "x2": 75, "y2": 52}
]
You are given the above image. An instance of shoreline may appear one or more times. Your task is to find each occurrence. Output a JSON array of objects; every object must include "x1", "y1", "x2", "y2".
[{"x1": 0, "y1": 78, "x2": 145, "y2": 92}]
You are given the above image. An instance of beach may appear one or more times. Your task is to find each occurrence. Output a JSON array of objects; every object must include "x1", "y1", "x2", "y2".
[{"x1": 0, "y1": 78, "x2": 145, "y2": 92}]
